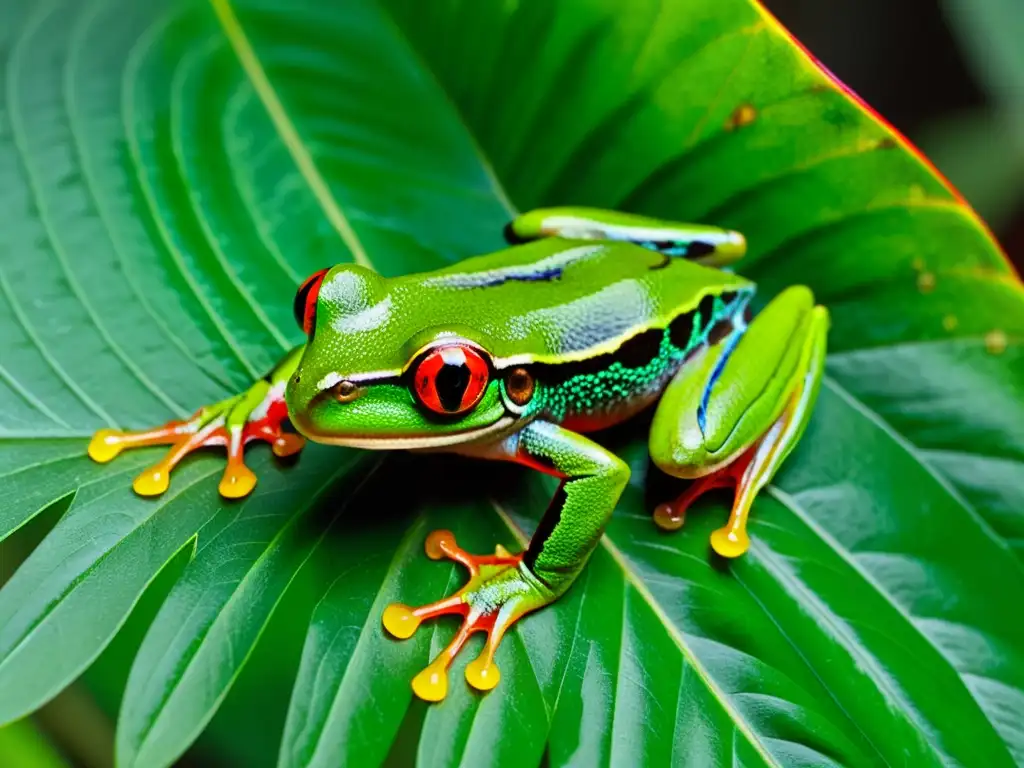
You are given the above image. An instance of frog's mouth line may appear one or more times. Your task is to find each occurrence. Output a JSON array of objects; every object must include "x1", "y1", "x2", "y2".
[{"x1": 298, "y1": 416, "x2": 518, "y2": 451}]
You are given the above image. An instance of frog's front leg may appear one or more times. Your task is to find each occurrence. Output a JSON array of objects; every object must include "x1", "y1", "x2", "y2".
[
  {"x1": 87, "y1": 346, "x2": 306, "y2": 498},
  {"x1": 505, "y1": 206, "x2": 747, "y2": 266},
  {"x1": 649, "y1": 286, "x2": 829, "y2": 557},
  {"x1": 382, "y1": 420, "x2": 629, "y2": 701}
]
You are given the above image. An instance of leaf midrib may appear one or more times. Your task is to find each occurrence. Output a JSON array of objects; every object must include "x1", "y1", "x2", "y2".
[
  {"x1": 741, "y1": 540, "x2": 939, "y2": 767},
  {"x1": 67, "y1": 0, "x2": 234, "y2": 395},
  {"x1": 135, "y1": 1, "x2": 1023, "y2": 763},
  {"x1": 209, "y1": 0, "x2": 373, "y2": 270},
  {"x1": 489, "y1": 498, "x2": 782, "y2": 767},
  {"x1": 123, "y1": 9, "x2": 260, "y2": 382},
  {"x1": 598, "y1": 535, "x2": 780, "y2": 767},
  {"x1": 766, "y1": 484, "x2": 1016, "y2": 765}
]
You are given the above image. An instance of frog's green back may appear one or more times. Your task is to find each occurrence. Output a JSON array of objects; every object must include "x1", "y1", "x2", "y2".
[{"x1": 312, "y1": 238, "x2": 751, "y2": 376}]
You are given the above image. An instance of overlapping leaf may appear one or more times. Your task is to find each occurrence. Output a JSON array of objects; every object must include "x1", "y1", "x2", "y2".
[{"x1": 0, "y1": 0, "x2": 1021, "y2": 767}]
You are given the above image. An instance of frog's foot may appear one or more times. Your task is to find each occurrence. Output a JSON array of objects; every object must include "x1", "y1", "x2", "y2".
[
  {"x1": 87, "y1": 380, "x2": 304, "y2": 499},
  {"x1": 653, "y1": 447, "x2": 756, "y2": 558},
  {"x1": 382, "y1": 529, "x2": 553, "y2": 702}
]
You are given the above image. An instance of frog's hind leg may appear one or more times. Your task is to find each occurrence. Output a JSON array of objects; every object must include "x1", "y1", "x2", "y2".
[
  {"x1": 88, "y1": 346, "x2": 305, "y2": 498},
  {"x1": 504, "y1": 207, "x2": 746, "y2": 267},
  {"x1": 382, "y1": 529, "x2": 524, "y2": 701},
  {"x1": 653, "y1": 393, "x2": 809, "y2": 558},
  {"x1": 649, "y1": 287, "x2": 829, "y2": 557},
  {"x1": 383, "y1": 421, "x2": 629, "y2": 702}
]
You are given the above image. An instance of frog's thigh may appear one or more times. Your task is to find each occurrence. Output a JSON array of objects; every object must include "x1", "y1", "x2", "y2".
[
  {"x1": 505, "y1": 207, "x2": 746, "y2": 266},
  {"x1": 651, "y1": 286, "x2": 825, "y2": 475},
  {"x1": 649, "y1": 287, "x2": 828, "y2": 556}
]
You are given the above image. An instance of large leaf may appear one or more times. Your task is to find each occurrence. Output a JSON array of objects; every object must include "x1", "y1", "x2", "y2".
[
  {"x1": 0, "y1": 0, "x2": 1021, "y2": 766},
  {"x1": 0, "y1": 719, "x2": 69, "y2": 768}
]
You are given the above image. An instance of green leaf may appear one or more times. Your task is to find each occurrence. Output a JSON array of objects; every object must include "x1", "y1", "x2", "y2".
[
  {"x1": 0, "y1": 1, "x2": 1021, "y2": 768},
  {"x1": 916, "y1": 109, "x2": 1024, "y2": 231},
  {"x1": 0, "y1": 720, "x2": 70, "y2": 768},
  {"x1": 115, "y1": 449, "x2": 368, "y2": 768}
]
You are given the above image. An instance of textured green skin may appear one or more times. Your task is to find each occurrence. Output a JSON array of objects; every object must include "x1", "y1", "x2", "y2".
[
  {"x1": 286, "y1": 237, "x2": 748, "y2": 409},
  {"x1": 514, "y1": 421, "x2": 630, "y2": 590},
  {"x1": 283, "y1": 208, "x2": 825, "y2": 617},
  {"x1": 510, "y1": 207, "x2": 747, "y2": 267},
  {"x1": 533, "y1": 292, "x2": 749, "y2": 427},
  {"x1": 650, "y1": 285, "x2": 826, "y2": 474}
]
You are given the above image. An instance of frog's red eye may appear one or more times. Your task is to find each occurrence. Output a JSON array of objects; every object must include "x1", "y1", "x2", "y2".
[
  {"x1": 412, "y1": 345, "x2": 490, "y2": 415},
  {"x1": 294, "y1": 268, "x2": 330, "y2": 335}
]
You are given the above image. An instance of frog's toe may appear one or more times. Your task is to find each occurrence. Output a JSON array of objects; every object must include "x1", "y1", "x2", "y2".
[
  {"x1": 465, "y1": 655, "x2": 501, "y2": 691},
  {"x1": 127, "y1": 418, "x2": 229, "y2": 497},
  {"x1": 88, "y1": 381, "x2": 304, "y2": 499},
  {"x1": 382, "y1": 530, "x2": 551, "y2": 701},
  {"x1": 133, "y1": 465, "x2": 170, "y2": 496},
  {"x1": 271, "y1": 432, "x2": 305, "y2": 458},
  {"x1": 218, "y1": 460, "x2": 258, "y2": 499},
  {"x1": 710, "y1": 526, "x2": 750, "y2": 558},
  {"x1": 381, "y1": 603, "x2": 421, "y2": 639},
  {"x1": 88, "y1": 419, "x2": 193, "y2": 465},
  {"x1": 409, "y1": 613, "x2": 503, "y2": 700},
  {"x1": 88, "y1": 429, "x2": 127, "y2": 463}
]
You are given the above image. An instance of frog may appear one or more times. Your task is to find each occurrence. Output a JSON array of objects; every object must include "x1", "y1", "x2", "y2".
[{"x1": 88, "y1": 207, "x2": 828, "y2": 702}]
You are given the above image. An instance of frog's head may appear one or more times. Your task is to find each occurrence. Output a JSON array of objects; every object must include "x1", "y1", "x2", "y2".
[{"x1": 285, "y1": 264, "x2": 533, "y2": 449}]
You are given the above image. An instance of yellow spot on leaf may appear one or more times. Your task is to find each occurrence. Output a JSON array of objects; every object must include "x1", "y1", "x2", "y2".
[
  {"x1": 917, "y1": 272, "x2": 936, "y2": 293},
  {"x1": 985, "y1": 329, "x2": 1008, "y2": 356},
  {"x1": 725, "y1": 104, "x2": 757, "y2": 131}
]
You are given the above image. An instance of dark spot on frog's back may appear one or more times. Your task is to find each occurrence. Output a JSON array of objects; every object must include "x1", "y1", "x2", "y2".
[
  {"x1": 696, "y1": 293, "x2": 716, "y2": 327},
  {"x1": 669, "y1": 310, "x2": 695, "y2": 350},
  {"x1": 430, "y1": 264, "x2": 564, "y2": 289},
  {"x1": 534, "y1": 327, "x2": 663, "y2": 385},
  {"x1": 707, "y1": 317, "x2": 734, "y2": 346},
  {"x1": 668, "y1": 291, "x2": 734, "y2": 351},
  {"x1": 615, "y1": 328, "x2": 663, "y2": 369},
  {"x1": 648, "y1": 253, "x2": 672, "y2": 270},
  {"x1": 685, "y1": 241, "x2": 716, "y2": 258},
  {"x1": 503, "y1": 221, "x2": 526, "y2": 245}
]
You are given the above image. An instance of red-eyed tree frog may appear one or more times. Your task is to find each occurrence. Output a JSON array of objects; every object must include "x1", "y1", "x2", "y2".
[{"x1": 89, "y1": 207, "x2": 828, "y2": 702}]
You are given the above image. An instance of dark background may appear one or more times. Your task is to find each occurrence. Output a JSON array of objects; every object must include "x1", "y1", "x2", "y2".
[{"x1": 765, "y1": 0, "x2": 1024, "y2": 273}]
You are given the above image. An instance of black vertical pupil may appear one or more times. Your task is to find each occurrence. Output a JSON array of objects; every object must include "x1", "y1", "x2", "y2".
[{"x1": 435, "y1": 362, "x2": 470, "y2": 412}]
